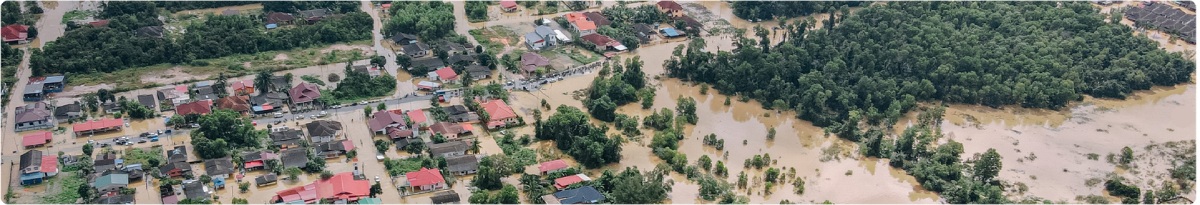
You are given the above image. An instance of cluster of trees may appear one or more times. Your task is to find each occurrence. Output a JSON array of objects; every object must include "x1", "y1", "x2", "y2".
[
  {"x1": 261, "y1": 1, "x2": 359, "y2": 13},
  {"x1": 591, "y1": 167, "x2": 673, "y2": 204},
  {"x1": 675, "y1": 96, "x2": 697, "y2": 124},
  {"x1": 385, "y1": 1, "x2": 455, "y2": 41},
  {"x1": 702, "y1": 133, "x2": 725, "y2": 150},
  {"x1": 3, "y1": 1, "x2": 40, "y2": 32},
  {"x1": 468, "y1": 185, "x2": 520, "y2": 204},
  {"x1": 584, "y1": 58, "x2": 647, "y2": 121},
  {"x1": 666, "y1": 2, "x2": 1195, "y2": 142},
  {"x1": 535, "y1": 106, "x2": 621, "y2": 168},
  {"x1": 731, "y1": 1, "x2": 866, "y2": 20},
  {"x1": 329, "y1": 63, "x2": 397, "y2": 103},
  {"x1": 594, "y1": 4, "x2": 667, "y2": 50},
  {"x1": 642, "y1": 108, "x2": 674, "y2": 130},
  {"x1": 472, "y1": 156, "x2": 507, "y2": 190},
  {"x1": 31, "y1": 2, "x2": 372, "y2": 75},
  {"x1": 2, "y1": 44, "x2": 22, "y2": 103},
  {"x1": 118, "y1": 98, "x2": 156, "y2": 119},
  {"x1": 464, "y1": 1, "x2": 489, "y2": 23},
  {"x1": 191, "y1": 110, "x2": 265, "y2": 159},
  {"x1": 1105, "y1": 178, "x2": 1142, "y2": 204}
]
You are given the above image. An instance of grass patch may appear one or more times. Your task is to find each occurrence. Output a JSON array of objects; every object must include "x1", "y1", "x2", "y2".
[
  {"x1": 469, "y1": 26, "x2": 520, "y2": 53},
  {"x1": 383, "y1": 157, "x2": 425, "y2": 177},
  {"x1": 71, "y1": 44, "x2": 368, "y2": 92},
  {"x1": 61, "y1": 10, "x2": 95, "y2": 24},
  {"x1": 123, "y1": 147, "x2": 165, "y2": 166},
  {"x1": 564, "y1": 48, "x2": 600, "y2": 64},
  {"x1": 41, "y1": 173, "x2": 85, "y2": 204},
  {"x1": 301, "y1": 75, "x2": 326, "y2": 86}
]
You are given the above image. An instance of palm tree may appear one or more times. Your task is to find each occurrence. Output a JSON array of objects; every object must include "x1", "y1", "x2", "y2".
[{"x1": 254, "y1": 70, "x2": 273, "y2": 94}]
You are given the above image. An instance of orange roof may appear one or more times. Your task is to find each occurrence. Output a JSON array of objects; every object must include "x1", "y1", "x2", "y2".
[
  {"x1": 573, "y1": 20, "x2": 597, "y2": 31},
  {"x1": 565, "y1": 13, "x2": 589, "y2": 23},
  {"x1": 406, "y1": 167, "x2": 445, "y2": 187},
  {"x1": 406, "y1": 109, "x2": 427, "y2": 124},
  {"x1": 483, "y1": 100, "x2": 517, "y2": 121},
  {"x1": 434, "y1": 67, "x2": 458, "y2": 80},
  {"x1": 274, "y1": 172, "x2": 370, "y2": 203},
  {"x1": 539, "y1": 160, "x2": 569, "y2": 172},
  {"x1": 72, "y1": 118, "x2": 123, "y2": 133}
]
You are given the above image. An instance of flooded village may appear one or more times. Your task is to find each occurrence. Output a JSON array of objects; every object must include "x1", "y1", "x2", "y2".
[{"x1": 0, "y1": 0, "x2": 1196, "y2": 204}]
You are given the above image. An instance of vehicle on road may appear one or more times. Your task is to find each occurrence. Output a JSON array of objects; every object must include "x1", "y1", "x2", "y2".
[
  {"x1": 275, "y1": 113, "x2": 284, "y2": 118},
  {"x1": 377, "y1": 154, "x2": 385, "y2": 161},
  {"x1": 318, "y1": 111, "x2": 327, "y2": 117}
]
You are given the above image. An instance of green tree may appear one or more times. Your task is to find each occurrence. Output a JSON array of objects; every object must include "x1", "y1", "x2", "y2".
[
  {"x1": 493, "y1": 184, "x2": 520, "y2": 204},
  {"x1": 698, "y1": 155, "x2": 713, "y2": 172},
  {"x1": 192, "y1": 110, "x2": 263, "y2": 159},
  {"x1": 83, "y1": 143, "x2": 94, "y2": 157},
  {"x1": 285, "y1": 167, "x2": 302, "y2": 181},
  {"x1": 974, "y1": 148, "x2": 1002, "y2": 183},
  {"x1": 364, "y1": 106, "x2": 373, "y2": 118},
  {"x1": 472, "y1": 156, "x2": 504, "y2": 190},
  {"x1": 1119, "y1": 146, "x2": 1134, "y2": 165},
  {"x1": 376, "y1": 103, "x2": 386, "y2": 111}
]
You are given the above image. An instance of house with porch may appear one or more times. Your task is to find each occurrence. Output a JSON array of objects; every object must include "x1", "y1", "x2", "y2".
[
  {"x1": 317, "y1": 140, "x2": 355, "y2": 158},
  {"x1": 428, "y1": 141, "x2": 469, "y2": 158},
  {"x1": 403, "y1": 168, "x2": 446, "y2": 192},
  {"x1": 242, "y1": 151, "x2": 278, "y2": 171},
  {"x1": 14, "y1": 102, "x2": 54, "y2": 131},
  {"x1": 289, "y1": 82, "x2": 322, "y2": 111},
  {"x1": 368, "y1": 110, "x2": 408, "y2": 134},
  {"x1": 307, "y1": 120, "x2": 344, "y2": 143},
  {"x1": 446, "y1": 155, "x2": 479, "y2": 176},
  {"x1": 270, "y1": 128, "x2": 306, "y2": 149},
  {"x1": 483, "y1": 100, "x2": 519, "y2": 129},
  {"x1": 204, "y1": 157, "x2": 235, "y2": 189},
  {"x1": 520, "y1": 52, "x2": 552, "y2": 76}
]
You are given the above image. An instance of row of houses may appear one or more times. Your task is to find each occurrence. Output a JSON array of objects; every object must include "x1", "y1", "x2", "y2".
[{"x1": 1125, "y1": 1, "x2": 1197, "y2": 43}]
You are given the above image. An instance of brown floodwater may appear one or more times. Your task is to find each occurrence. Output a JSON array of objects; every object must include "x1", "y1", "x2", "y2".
[{"x1": 940, "y1": 85, "x2": 1196, "y2": 202}]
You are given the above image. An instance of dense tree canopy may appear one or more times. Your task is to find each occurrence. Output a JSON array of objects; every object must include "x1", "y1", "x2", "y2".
[
  {"x1": 192, "y1": 109, "x2": 264, "y2": 159},
  {"x1": 155, "y1": 1, "x2": 258, "y2": 12},
  {"x1": 667, "y1": 2, "x2": 1195, "y2": 141},
  {"x1": 731, "y1": 1, "x2": 866, "y2": 20},
  {"x1": 535, "y1": 106, "x2": 621, "y2": 168},
  {"x1": 261, "y1": 1, "x2": 359, "y2": 13},
  {"x1": 585, "y1": 57, "x2": 647, "y2": 121},
  {"x1": 32, "y1": 5, "x2": 371, "y2": 75},
  {"x1": 598, "y1": 167, "x2": 672, "y2": 204},
  {"x1": 330, "y1": 63, "x2": 397, "y2": 102},
  {"x1": 384, "y1": 2, "x2": 456, "y2": 41}
]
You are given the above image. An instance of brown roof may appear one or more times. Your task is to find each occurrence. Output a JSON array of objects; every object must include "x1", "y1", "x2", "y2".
[
  {"x1": 215, "y1": 96, "x2": 251, "y2": 112},
  {"x1": 368, "y1": 110, "x2": 407, "y2": 131},
  {"x1": 175, "y1": 100, "x2": 213, "y2": 116},
  {"x1": 520, "y1": 52, "x2": 551, "y2": 72},
  {"x1": 580, "y1": 33, "x2": 615, "y2": 46},
  {"x1": 657, "y1": 1, "x2": 683, "y2": 11},
  {"x1": 289, "y1": 83, "x2": 321, "y2": 104},
  {"x1": 429, "y1": 122, "x2": 466, "y2": 135},
  {"x1": 265, "y1": 12, "x2": 295, "y2": 24},
  {"x1": 583, "y1": 12, "x2": 611, "y2": 26}
]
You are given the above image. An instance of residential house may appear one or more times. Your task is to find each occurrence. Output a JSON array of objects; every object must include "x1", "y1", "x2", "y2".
[
  {"x1": 391, "y1": 33, "x2": 420, "y2": 45},
  {"x1": 280, "y1": 148, "x2": 310, "y2": 169},
  {"x1": 157, "y1": 85, "x2": 190, "y2": 109},
  {"x1": 428, "y1": 141, "x2": 469, "y2": 158},
  {"x1": 93, "y1": 173, "x2": 130, "y2": 194},
  {"x1": 368, "y1": 110, "x2": 407, "y2": 134},
  {"x1": 270, "y1": 128, "x2": 306, "y2": 149},
  {"x1": 231, "y1": 80, "x2": 255, "y2": 96},
  {"x1": 581, "y1": 33, "x2": 627, "y2": 51},
  {"x1": 160, "y1": 162, "x2": 193, "y2": 179},
  {"x1": 429, "y1": 122, "x2": 471, "y2": 139},
  {"x1": 120, "y1": 164, "x2": 145, "y2": 181},
  {"x1": 102, "y1": 101, "x2": 121, "y2": 114},
  {"x1": 520, "y1": 52, "x2": 552, "y2": 76},
  {"x1": 265, "y1": 12, "x2": 295, "y2": 29},
  {"x1": 564, "y1": 13, "x2": 597, "y2": 35},
  {"x1": 445, "y1": 155, "x2": 479, "y2": 175},
  {"x1": 298, "y1": 8, "x2": 333, "y2": 23},
  {"x1": 256, "y1": 173, "x2": 278, "y2": 186},
  {"x1": 316, "y1": 140, "x2": 355, "y2": 158},
  {"x1": 93, "y1": 155, "x2": 122, "y2": 173},
  {"x1": 22, "y1": 81, "x2": 43, "y2": 101},
  {"x1": 134, "y1": 26, "x2": 165, "y2": 38},
  {"x1": 306, "y1": 120, "x2": 344, "y2": 143},
  {"x1": 410, "y1": 57, "x2": 446, "y2": 71},
  {"x1": 500, "y1": 0, "x2": 518, "y2": 12},
  {"x1": 387, "y1": 127, "x2": 415, "y2": 140},
  {"x1": 216, "y1": 95, "x2": 252, "y2": 114},
  {"x1": 676, "y1": 15, "x2": 704, "y2": 35},
  {"x1": 352, "y1": 64, "x2": 383, "y2": 77},
  {"x1": 289, "y1": 82, "x2": 321, "y2": 111},
  {"x1": 21, "y1": 131, "x2": 52, "y2": 149},
  {"x1": 553, "y1": 174, "x2": 592, "y2": 190},
  {"x1": 94, "y1": 194, "x2": 135, "y2": 204},
  {"x1": 251, "y1": 92, "x2": 288, "y2": 114},
  {"x1": 483, "y1": 100, "x2": 519, "y2": 129},
  {"x1": 193, "y1": 86, "x2": 216, "y2": 101},
  {"x1": 272, "y1": 172, "x2": 370, "y2": 204},
  {"x1": 632, "y1": 23, "x2": 657, "y2": 43},
  {"x1": 137, "y1": 94, "x2": 157, "y2": 109},
  {"x1": 427, "y1": 67, "x2": 459, "y2": 83},
  {"x1": 443, "y1": 105, "x2": 479, "y2": 122},
  {"x1": 545, "y1": 186, "x2": 605, "y2": 204},
  {"x1": 656, "y1": 0, "x2": 685, "y2": 17},
  {"x1": 466, "y1": 65, "x2": 492, "y2": 80},
  {"x1": 14, "y1": 102, "x2": 54, "y2": 131},
  {"x1": 438, "y1": 42, "x2": 470, "y2": 55},
  {"x1": 167, "y1": 146, "x2": 189, "y2": 163},
  {"x1": 406, "y1": 109, "x2": 431, "y2": 128},
  {"x1": 2, "y1": 24, "x2": 30, "y2": 44},
  {"x1": 430, "y1": 191, "x2": 461, "y2": 204},
  {"x1": 54, "y1": 102, "x2": 82, "y2": 122},
  {"x1": 204, "y1": 157, "x2": 235, "y2": 189},
  {"x1": 242, "y1": 151, "x2": 278, "y2": 171},
  {"x1": 182, "y1": 180, "x2": 212, "y2": 201},
  {"x1": 18, "y1": 150, "x2": 58, "y2": 185},
  {"x1": 402, "y1": 42, "x2": 431, "y2": 58},
  {"x1": 539, "y1": 160, "x2": 570, "y2": 175},
  {"x1": 447, "y1": 54, "x2": 477, "y2": 66},
  {"x1": 394, "y1": 137, "x2": 423, "y2": 149},
  {"x1": 403, "y1": 168, "x2": 446, "y2": 192},
  {"x1": 175, "y1": 100, "x2": 214, "y2": 116},
  {"x1": 525, "y1": 32, "x2": 547, "y2": 50},
  {"x1": 72, "y1": 118, "x2": 123, "y2": 136},
  {"x1": 43, "y1": 75, "x2": 65, "y2": 93},
  {"x1": 660, "y1": 27, "x2": 684, "y2": 38},
  {"x1": 583, "y1": 12, "x2": 611, "y2": 26},
  {"x1": 525, "y1": 26, "x2": 559, "y2": 50}
]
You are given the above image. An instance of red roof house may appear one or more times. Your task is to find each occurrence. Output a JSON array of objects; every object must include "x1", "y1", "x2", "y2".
[
  {"x1": 406, "y1": 109, "x2": 430, "y2": 128},
  {"x1": 176, "y1": 100, "x2": 214, "y2": 116},
  {"x1": 72, "y1": 118, "x2": 124, "y2": 135},
  {"x1": 657, "y1": 1, "x2": 684, "y2": 17},
  {"x1": 41, "y1": 154, "x2": 58, "y2": 176},
  {"x1": 22, "y1": 131, "x2": 52, "y2": 148},
  {"x1": 553, "y1": 174, "x2": 591, "y2": 190},
  {"x1": 216, "y1": 96, "x2": 252, "y2": 114},
  {"x1": 368, "y1": 110, "x2": 407, "y2": 133},
  {"x1": 500, "y1": 0, "x2": 518, "y2": 12},
  {"x1": 405, "y1": 168, "x2": 446, "y2": 192},
  {"x1": 289, "y1": 82, "x2": 321, "y2": 105},
  {"x1": 231, "y1": 80, "x2": 255, "y2": 96},
  {"x1": 430, "y1": 67, "x2": 459, "y2": 82},
  {"x1": 482, "y1": 100, "x2": 518, "y2": 129},
  {"x1": 382, "y1": 3, "x2": 392, "y2": 10},
  {"x1": 539, "y1": 160, "x2": 570, "y2": 175},
  {"x1": 2, "y1": 24, "x2": 29, "y2": 43},
  {"x1": 272, "y1": 172, "x2": 370, "y2": 204}
]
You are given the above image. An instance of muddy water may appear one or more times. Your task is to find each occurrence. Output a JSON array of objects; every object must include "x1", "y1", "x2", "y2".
[{"x1": 941, "y1": 85, "x2": 1196, "y2": 202}]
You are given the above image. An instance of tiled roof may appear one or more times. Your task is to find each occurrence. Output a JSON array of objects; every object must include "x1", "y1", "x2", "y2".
[
  {"x1": 368, "y1": 110, "x2": 407, "y2": 131},
  {"x1": 72, "y1": 118, "x2": 124, "y2": 133},
  {"x1": 22, "y1": 131, "x2": 52, "y2": 147},
  {"x1": 405, "y1": 168, "x2": 445, "y2": 187},
  {"x1": 289, "y1": 82, "x2": 321, "y2": 104},
  {"x1": 539, "y1": 160, "x2": 569, "y2": 173},
  {"x1": 273, "y1": 172, "x2": 369, "y2": 203},
  {"x1": 482, "y1": 100, "x2": 517, "y2": 121},
  {"x1": 176, "y1": 100, "x2": 214, "y2": 115}
]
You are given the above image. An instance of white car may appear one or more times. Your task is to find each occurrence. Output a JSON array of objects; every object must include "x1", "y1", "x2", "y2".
[
  {"x1": 318, "y1": 111, "x2": 327, "y2": 117},
  {"x1": 274, "y1": 113, "x2": 284, "y2": 118}
]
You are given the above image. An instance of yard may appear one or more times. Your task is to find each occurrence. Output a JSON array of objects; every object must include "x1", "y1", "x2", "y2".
[
  {"x1": 469, "y1": 26, "x2": 521, "y2": 53},
  {"x1": 536, "y1": 47, "x2": 599, "y2": 71}
]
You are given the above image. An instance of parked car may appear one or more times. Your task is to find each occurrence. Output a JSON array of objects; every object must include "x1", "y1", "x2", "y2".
[
  {"x1": 274, "y1": 113, "x2": 284, "y2": 118},
  {"x1": 318, "y1": 111, "x2": 327, "y2": 117}
]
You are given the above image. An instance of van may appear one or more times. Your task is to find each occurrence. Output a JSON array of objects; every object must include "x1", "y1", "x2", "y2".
[{"x1": 274, "y1": 113, "x2": 284, "y2": 118}]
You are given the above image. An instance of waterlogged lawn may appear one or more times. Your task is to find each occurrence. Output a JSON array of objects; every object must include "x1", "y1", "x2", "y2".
[{"x1": 41, "y1": 173, "x2": 84, "y2": 204}]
